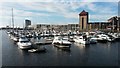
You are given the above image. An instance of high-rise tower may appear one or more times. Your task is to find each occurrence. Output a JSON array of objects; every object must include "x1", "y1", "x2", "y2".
[{"x1": 79, "y1": 10, "x2": 89, "y2": 31}]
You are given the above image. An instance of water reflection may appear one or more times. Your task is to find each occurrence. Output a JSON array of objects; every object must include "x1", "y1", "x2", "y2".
[
  {"x1": 52, "y1": 45, "x2": 71, "y2": 56},
  {"x1": 17, "y1": 47, "x2": 28, "y2": 55},
  {"x1": 73, "y1": 43, "x2": 90, "y2": 56},
  {"x1": 74, "y1": 43, "x2": 90, "y2": 49},
  {"x1": 56, "y1": 47, "x2": 71, "y2": 53},
  {"x1": 107, "y1": 42, "x2": 112, "y2": 46}
]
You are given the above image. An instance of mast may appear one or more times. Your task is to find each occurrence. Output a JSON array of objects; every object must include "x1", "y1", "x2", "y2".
[{"x1": 12, "y1": 8, "x2": 14, "y2": 30}]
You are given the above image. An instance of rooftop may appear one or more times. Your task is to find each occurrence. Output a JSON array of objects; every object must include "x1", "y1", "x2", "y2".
[{"x1": 79, "y1": 10, "x2": 88, "y2": 16}]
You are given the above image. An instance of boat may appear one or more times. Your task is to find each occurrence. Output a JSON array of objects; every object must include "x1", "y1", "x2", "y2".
[
  {"x1": 108, "y1": 33, "x2": 120, "y2": 40},
  {"x1": 73, "y1": 35, "x2": 90, "y2": 45},
  {"x1": 52, "y1": 36, "x2": 71, "y2": 48},
  {"x1": 68, "y1": 36, "x2": 74, "y2": 42},
  {"x1": 26, "y1": 33, "x2": 33, "y2": 38},
  {"x1": 89, "y1": 37, "x2": 97, "y2": 44},
  {"x1": 45, "y1": 37, "x2": 53, "y2": 41},
  {"x1": 92, "y1": 34, "x2": 115, "y2": 42},
  {"x1": 104, "y1": 34, "x2": 115, "y2": 42},
  {"x1": 17, "y1": 35, "x2": 32, "y2": 49},
  {"x1": 93, "y1": 34, "x2": 108, "y2": 43},
  {"x1": 13, "y1": 34, "x2": 19, "y2": 42},
  {"x1": 28, "y1": 47, "x2": 46, "y2": 53}
]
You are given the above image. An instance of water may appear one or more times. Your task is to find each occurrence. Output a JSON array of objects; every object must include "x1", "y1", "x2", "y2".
[{"x1": 1, "y1": 30, "x2": 119, "y2": 66}]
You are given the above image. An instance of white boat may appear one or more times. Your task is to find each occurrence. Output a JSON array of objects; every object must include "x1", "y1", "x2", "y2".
[
  {"x1": 7, "y1": 31, "x2": 10, "y2": 34},
  {"x1": 108, "y1": 33, "x2": 119, "y2": 40},
  {"x1": 68, "y1": 36, "x2": 74, "y2": 42},
  {"x1": 10, "y1": 35, "x2": 14, "y2": 40},
  {"x1": 104, "y1": 34, "x2": 115, "y2": 42},
  {"x1": 73, "y1": 35, "x2": 90, "y2": 45},
  {"x1": 52, "y1": 36, "x2": 71, "y2": 48},
  {"x1": 92, "y1": 34, "x2": 109, "y2": 42},
  {"x1": 28, "y1": 47, "x2": 46, "y2": 53},
  {"x1": 13, "y1": 35, "x2": 19, "y2": 42},
  {"x1": 26, "y1": 33, "x2": 33, "y2": 38},
  {"x1": 45, "y1": 37, "x2": 53, "y2": 41},
  {"x1": 17, "y1": 35, "x2": 32, "y2": 49},
  {"x1": 89, "y1": 37, "x2": 97, "y2": 44},
  {"x1": 96, "y1": 34, "x2": 114, "y2": 42}
]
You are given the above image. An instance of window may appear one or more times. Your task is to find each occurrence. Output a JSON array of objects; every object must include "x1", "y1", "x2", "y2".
[
  {"x1": 20, "y1": 41, "x2": 29, "y2": 43},
  {"x1": 79, "y1": 38, "x2": 82, "y2": 39},
  {"x1": 82, "y1": 17, "x2": 84, "y2": 29}
]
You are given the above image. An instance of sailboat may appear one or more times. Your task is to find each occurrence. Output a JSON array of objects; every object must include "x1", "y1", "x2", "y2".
[{"x1": 9, "y1": 8, "x2": 19, "y2": 42}]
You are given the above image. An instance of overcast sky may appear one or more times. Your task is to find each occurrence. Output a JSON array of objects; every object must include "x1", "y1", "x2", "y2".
[{"x1": 0, "y1": 0, "x2": 119, "y2": 28}]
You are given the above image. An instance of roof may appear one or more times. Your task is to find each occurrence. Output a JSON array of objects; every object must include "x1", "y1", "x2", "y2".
[{"x1": 79, "y1": 10, "x2": 88, "y2": 16}]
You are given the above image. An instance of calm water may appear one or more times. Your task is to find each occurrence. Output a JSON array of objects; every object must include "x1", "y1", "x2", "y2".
[{"x1": 1, "y1": 30, "x2": 119, "y2": 66}]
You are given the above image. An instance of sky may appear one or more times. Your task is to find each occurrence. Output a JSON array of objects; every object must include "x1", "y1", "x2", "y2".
[{"x1": 0, "y1": 0, "x2": 119, "y2": 28}]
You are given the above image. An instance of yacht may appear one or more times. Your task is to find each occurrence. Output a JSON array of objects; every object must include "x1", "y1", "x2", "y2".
[
  {"x1": 73, "y1": 35, "x2": 90, "y2": 45},
  {"x1": 17, "y1": 35, "x2": 32, "y2": 49},
  {"x1": 52, "y1": 36, "x2": 71, "y2": 48},
  {"x1": 108, "y1": 33, "x2": 119, "y2": 40},
  {"x1": 26, "y1": 33, "x2": 33, "y2": 38},
  {"x1": 104, "y1": 34, "x2": 115, "y2": 42},
  {"x1": 93, "y1": 34, "x2": 108, "y2": 42},
  {"x1": 89, "y1": 37, "x2": 97, "y2": 44},
  {"x1": 68, "y1": 36, "x2": 74, "y2": 42},
  {"x1": 45, "y1": 37, "x2": 53, "y2": 41},
  {"x1": 13, "y1": 34, "x2": 19, "y2": 42},
  {"x1": 28, "y1": 46, "x2": 46, "y2": 53}
]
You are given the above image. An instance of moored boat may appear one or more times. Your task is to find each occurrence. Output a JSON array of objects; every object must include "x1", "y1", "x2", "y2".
[
  {"x1": 17, "y1": 35, "x2": 32, "y2": 49},
  {"x1": 52, "y1": 36, "x2": 71, "y2": 48},
  {"x1": 28, "y1": 47, "x2": 46, "y2": 53},
  {"x1": 73, "y1": 35, "x2": 90, "y2": 45}
]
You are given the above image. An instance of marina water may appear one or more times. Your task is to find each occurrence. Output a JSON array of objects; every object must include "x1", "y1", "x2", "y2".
[{"x1": 1, "y1": 30, "x2": 119, "y2": 66}]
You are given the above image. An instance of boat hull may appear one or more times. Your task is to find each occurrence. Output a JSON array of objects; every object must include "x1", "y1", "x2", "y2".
[
  {"x1": 53, "y1": 43, "x2": 71, "y2": 48},
  {"x1": 74, "y1": 39, "x2": 90, "y2": 45},
  {"x1": 28, "y1": 48, "x2": 46, "y2": 53},
  {"x1": 17, "y1": 43, "x2": 32, "y2": 49},
  {"x1": 18, "y1": 45, "x2": 31, "y2": 49},
  {"x1": 97, "y1": 39, "x2": 108, "y2": 43}
]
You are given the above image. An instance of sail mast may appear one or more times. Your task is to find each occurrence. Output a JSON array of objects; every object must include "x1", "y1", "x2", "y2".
[{"x1": 12, "y1": 8, "x2": 14, "y2": 30}]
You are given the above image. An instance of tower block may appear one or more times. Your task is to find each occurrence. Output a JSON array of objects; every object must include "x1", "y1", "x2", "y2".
[{"x1": 79, "y1": 10, "x2": 89, "y2": 31}]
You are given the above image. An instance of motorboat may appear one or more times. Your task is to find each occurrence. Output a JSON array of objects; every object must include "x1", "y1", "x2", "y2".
[
  {"x1": 104, "y1": 34, "x2": 115, "y2": 42},
  {"x1": 26, "y1": 33, "x2": 33, "y2": 38},
  {"x1": 73, "y1": 35, "x2": 90, "y2": 45},
  {"x1": 108, "y1": 33, "x2": 120, "y2": 40},
  {"x1": 52, "y1": 36, "x2": 71, "y2": 48},
  {"x1": 89, "y1": 37, "x2": 97, "y2": 44},
  {"x1": 45, "y1": 37, "x2": 53, "y2": 41},
  {"x1": 94, "y1": 34, "x2": 114, "y2": 42},
  {"x1": 92, "y1": 34, "x2": 107, "y2": 43},
  {"x1": 13, "y1": 34, "x2": 19, "y2": 42},
  {"x1": 28, "y1": 47, "x2": 46, "y2": 53},
  {"x1": 17, "y1": 35, "x2": 32, "y2": 49},
  {"x1": 68, "y1": 36, "x2": 74, "y2": 42}
]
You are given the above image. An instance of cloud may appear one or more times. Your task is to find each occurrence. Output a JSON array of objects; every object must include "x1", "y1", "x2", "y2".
[
  {"x1": 0, "y1": 0, "x2": 119, "y2": 2},
  {"x1": 0, "y1": 2, "x2": 118, "y2": 27},
  {"x1": 0, "y1": 0, "x2": 53, "y2": 2},
  {"x1": 89, "y1": 14, "x2": 117, "y2": 22}
]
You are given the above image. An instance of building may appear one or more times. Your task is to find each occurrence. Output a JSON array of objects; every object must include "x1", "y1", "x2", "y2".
[
  {"x1": 108, "y1": 16, "x2": 120, "y2": 31},
  {"x1": 79, "y1": 10, "x2": 89, "y2": 31},
  {"x1": 118, "y1": 17, "x2": 120, "y2": 31},
  {"x1": 25, "y1": 19, "x2": 31, "y2": 29},
  {"x1": 88, "y1": 22, "x2": 110, "y2": 30},
  {"x1": 79, "y1": 10, "x2": 119, "y2": 32},
  {"x1": 27, "y1": 24, "x2": 79, "y2": 32},
  {"x1": 68, "y1": 24, "x2": 79, "y2": 31}
]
